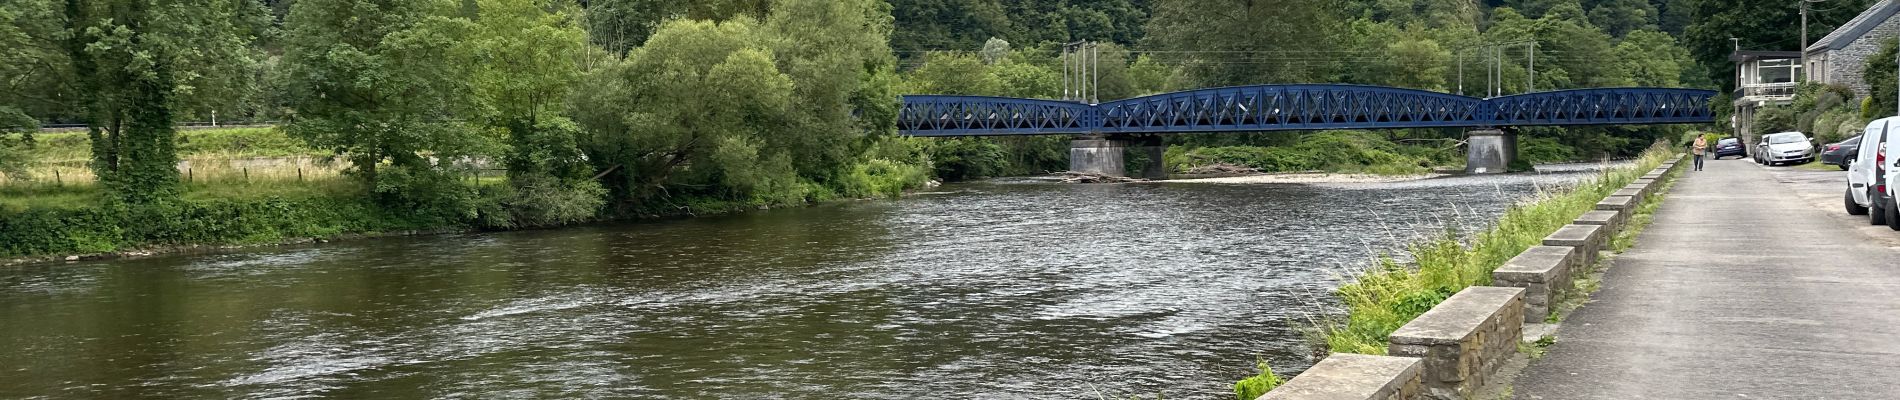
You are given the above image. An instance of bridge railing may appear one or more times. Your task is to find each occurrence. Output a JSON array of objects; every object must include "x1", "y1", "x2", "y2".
[{"x1": 898, "y1": 85, "x2": 1716, "y2": 136}]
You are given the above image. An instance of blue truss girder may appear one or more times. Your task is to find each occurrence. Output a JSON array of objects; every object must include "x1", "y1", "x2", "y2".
[
  {"x1": 897, "y1": 95, "x2": 1096, "y2": 136},
  {"x1": 1483, "y1": 88, "x2": 1716, "y2": 126},
  {"x1": 896, "y1": 85, "x2": 1716, "y2": 137}
]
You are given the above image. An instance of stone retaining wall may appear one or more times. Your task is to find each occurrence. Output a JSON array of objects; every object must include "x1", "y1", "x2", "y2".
[
  {"x1": 1387, "y1": 287, "x2": 1526, "y2": 400},
  {"x1": 1492, "y1": 246, "x2": 1579, "y2": 323},
  {"x1": 1254, "y1": 156, "x2": 1684, "y2": 400},
  {"x1": 1262, "y1": 354, "x2": 1423, "y2": 400}
]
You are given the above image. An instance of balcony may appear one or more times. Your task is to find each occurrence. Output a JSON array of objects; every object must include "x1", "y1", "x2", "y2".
[{"x1": 1734, "y1": 82, "x2": 1798, "y2": 105}]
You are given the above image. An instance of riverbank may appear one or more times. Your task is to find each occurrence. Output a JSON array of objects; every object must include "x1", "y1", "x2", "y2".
[
  {"x1": 1234, "y1": 144, "x2": 1682, "y2": 399},
  {"x1": 1167, "y1": 172, "x2": 1445, "y2": 184},
  {"x1": 1316, "y1": 142, "x2": 1677, "y2": 355}
]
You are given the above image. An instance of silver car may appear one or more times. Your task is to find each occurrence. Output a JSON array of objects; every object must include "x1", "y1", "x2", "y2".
[{"x1": 1755, "y1": 132, "x2": 1816, "y2": 166}]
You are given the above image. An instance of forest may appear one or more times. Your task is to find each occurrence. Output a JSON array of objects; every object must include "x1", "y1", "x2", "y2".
[{"x1": 0, "y1": 0, "x2": 1869, "y2": 258}]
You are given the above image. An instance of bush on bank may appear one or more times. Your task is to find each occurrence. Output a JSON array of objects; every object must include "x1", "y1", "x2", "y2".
[
  {"x1": 1167, "y1": 131, "x2": 1457, "y2": 175},
  {"x1": 1318, "y1": 142, "x2": 1675, "y2": 354}
]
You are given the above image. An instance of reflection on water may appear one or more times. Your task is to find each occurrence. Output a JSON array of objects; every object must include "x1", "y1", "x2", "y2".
[{"x1": 0, "y1": 165, "x2": 1614, "y2": 398}]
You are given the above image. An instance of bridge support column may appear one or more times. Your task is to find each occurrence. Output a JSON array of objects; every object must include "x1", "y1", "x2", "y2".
[
  {"x1": 1070, "y1": 136, "x2": 1127, "y2": 177},
  {"x1": 1465, "y1": 129, "x2": 1518, "y2": 174}
]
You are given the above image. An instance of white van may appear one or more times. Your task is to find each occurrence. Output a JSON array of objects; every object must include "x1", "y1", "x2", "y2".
[{"x1": 1849, "y1": 117, "x2": 1899, "y2": 227}]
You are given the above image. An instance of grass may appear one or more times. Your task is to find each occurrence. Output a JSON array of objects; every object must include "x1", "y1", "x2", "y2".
[
  {"x1": 1792, "y1": 160, "x2": 1844, "y2": 172},
  {"x1": 1316, "y1": 143, "x2": 1678, "y2": 355},
  {"x1": 2, "y1": 126, "x2": 348, "y2": 187},
  {"x1": 24, "y1": 126, "x2": 321, "y2": 163}
]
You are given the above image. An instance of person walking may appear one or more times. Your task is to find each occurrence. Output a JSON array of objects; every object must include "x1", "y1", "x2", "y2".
[{"x1": 1692, "y1": 135, "x2": 1708, "y2": 171}]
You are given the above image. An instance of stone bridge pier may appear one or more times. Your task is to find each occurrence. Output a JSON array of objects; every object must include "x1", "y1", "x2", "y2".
[
  {"x1": 1465, "y1": 128, "x2": 1519, "y2": 174},
  {"x1": 1070, "y1": 135, "x2": 1167, "y2": 179}
]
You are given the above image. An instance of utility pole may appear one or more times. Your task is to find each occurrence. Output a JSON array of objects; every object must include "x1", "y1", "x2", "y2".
[
  {"x1": 1802, "y1": 0, "x2": 1810, "y2": 81},
  {"x1": 1526, "y1": 42, "x2": 1536, "y2": 93}
]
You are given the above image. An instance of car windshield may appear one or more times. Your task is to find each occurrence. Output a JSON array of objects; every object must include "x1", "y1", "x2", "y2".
[
  {"x1": 1767, "y1": 134, "x2": 1806, "y2": 144},
  {"x1": 1718, "y1": 139, "x2": 1738, "y2": 146}
]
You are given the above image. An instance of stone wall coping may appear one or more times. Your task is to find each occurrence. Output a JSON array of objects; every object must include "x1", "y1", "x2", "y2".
[
  {"x1": 1493, "y1": 246, "x2": 1576, "y2": 283},
  {"x1": 1542, "y1": 224, "x2": 1603, "y2": 246},
  {"x1": 1389, "y1": 286, "x2": 1527, "y2": 345},
  {"x1": 1611, "y1": 188, "x2": 1642, "y2": 198},
  {"x1": 1595, "y1": 196, "x2": 1635, "y2": 211},
  {"x1": 1575, "y1": 210, "x2": 1619, "y2": 226},
  {"x1": 1261, "y1": 354, "x2": 1422, "y2": 400},
  {"x1": 1632, "y1": 178, "x2": 1656, "y2": 186}
]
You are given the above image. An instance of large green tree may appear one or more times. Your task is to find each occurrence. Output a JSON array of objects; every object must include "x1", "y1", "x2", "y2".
[
  {"x1": 62, "y1": 0, "x2": 269, "y2": 202},
  {"x1": 575, "y1": 0, "x2": 907, "y2": 203},
  {"x1": 1143, "y1": 0, "x2": 1349, "y2": 86},
  {"x1": 281, "y1": 0, "x2": 498, "y2": 216}
]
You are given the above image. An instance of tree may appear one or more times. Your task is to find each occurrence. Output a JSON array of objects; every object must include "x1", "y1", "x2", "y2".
[
  {"x1": 574, "y1": 19, "x2": 796, "y2": 201},
  {"x1": 1144, "y1": 0, "x2": 1349, "y2": 86},
  {"x1": 1865, "y1": 38, "x2": 1897, "y2": 119},
  {"x1": 281, "y1": 0, "x2": 497, "y2": 216},
  {"x1": 0, "y1": 107, "x2": 35, "y2": 179},
  {"x1": 763, "y1": 0, "x2": 904, "y2": 185},
  {"x1": 888, "y1": 0, "x2": 1013, "y2": 53},
  {"x1": 63, "y1": 0, "x2": 270, "y2": 203},
  {"x1": 462, "y1": 0, "x2": 603, "y2": 226},
  {"x1": 1586, "y1": 0, "x2": 1659, "y2": 37},
  {"x1": 1608, "y1": 30, "x2": 1692, "y2": 87},
  {"x1": 578, "y1": 0, "x2": 769, "y2": 56},
  {"x1": 0, "y1": 0, "x2": 77, "y2": 122}
]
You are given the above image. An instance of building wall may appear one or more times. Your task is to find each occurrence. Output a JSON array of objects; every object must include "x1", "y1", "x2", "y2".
[{"x1": 1818, "y1": 13, "x2": 1900, "y2": 99}]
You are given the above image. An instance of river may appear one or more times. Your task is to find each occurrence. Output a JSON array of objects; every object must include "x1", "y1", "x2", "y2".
[{"x1": 0, "y1": 165, "x2": 1613, "y2": 399}]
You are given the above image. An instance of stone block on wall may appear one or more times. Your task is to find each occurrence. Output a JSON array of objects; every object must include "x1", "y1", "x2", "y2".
[
  {"x1": 1387, "y1": 286, "x2": 1526, "y2": 400},
  {"x1": 1261, "y1": 353, "x2": 1423, "y2": 400}
]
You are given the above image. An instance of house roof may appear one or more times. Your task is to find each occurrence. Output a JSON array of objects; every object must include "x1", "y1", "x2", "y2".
[
  {"x1": 1807, "y1": 0, "x2": 1900, "y2": 53},
  {"x1": 1730, "y1": 51, "x2": 1802, "y2": 63}
]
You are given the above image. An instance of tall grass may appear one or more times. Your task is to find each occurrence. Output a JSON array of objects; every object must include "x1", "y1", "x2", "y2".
[{"x1": 1318, "y1": 142, "x2": 1677, "y2": 354}]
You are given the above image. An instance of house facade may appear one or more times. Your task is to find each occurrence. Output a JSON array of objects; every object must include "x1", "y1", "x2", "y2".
[
  {"x1": 1805, "y1": 0, "x2": 1900, "y2": 99},
  {"x1": 1732, "y1": 51, "x2": 1802, "y2": 144}
]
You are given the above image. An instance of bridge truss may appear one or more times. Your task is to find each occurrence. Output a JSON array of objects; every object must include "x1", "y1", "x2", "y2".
[{"x1": 897, "y1": 85, "x2": 1716, "y2": 137}]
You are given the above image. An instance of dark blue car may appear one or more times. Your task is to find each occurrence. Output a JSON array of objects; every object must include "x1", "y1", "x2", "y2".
[
  {"x1": 1713, "y1": 138, "x2": 1747, "y2": 159},
  {"x1": 1822, "y1": 135, "x2": 1863, "y2": 170}
]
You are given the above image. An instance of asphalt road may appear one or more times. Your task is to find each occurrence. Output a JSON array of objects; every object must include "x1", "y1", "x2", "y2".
[{"x1": 1513, "y1": 156, "x2": 1900, "y2": 399}]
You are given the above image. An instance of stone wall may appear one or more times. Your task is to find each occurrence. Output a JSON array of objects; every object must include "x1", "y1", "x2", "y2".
[
  {"x1": 1262, "y1": 354, "x2": 1422, "y2": 400},
  {"x1": 1252, "y1": 156, "x2": 1685, "y2": 400},
  {"x1": 1387, "y1": 287, "x2": 1526, "y2": 400}
]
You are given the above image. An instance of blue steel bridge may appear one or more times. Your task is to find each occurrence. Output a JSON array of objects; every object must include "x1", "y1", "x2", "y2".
[{"x1": 895, "y1": 84, "x2": 1717, "y2": 176}]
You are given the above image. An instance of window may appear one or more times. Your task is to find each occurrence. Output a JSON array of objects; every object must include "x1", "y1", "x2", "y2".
[{"x1": 1753, "y1": 59, "x2": 1801, "y2": 84}]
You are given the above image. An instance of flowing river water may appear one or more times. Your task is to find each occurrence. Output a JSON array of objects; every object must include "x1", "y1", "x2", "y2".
[{"x1": 0, "y1": 165, "x2": 1615, "y2": 399}]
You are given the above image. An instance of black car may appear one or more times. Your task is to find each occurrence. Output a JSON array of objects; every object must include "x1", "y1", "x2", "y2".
[
  {"x1": 1712, "y1": 138, "x2": 1748, "y2": 159},
  {"x1": 1821, "y1": 135, "x2": 1863, "y2": 170}
]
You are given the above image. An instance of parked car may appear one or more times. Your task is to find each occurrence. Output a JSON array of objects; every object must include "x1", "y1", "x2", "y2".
[
  {"x1": 1713, "y1": 137, "x2": 1748, "y2": 159},
  {"x1": 1755, "y1": 132, "x2": 1816, "y2": 166},
  {"x1": 1846, "y1": 119, "x2": 1892, "y2": 225},
  {"x1": 1822, "y1": 135, "x2": 1864, "y2": 170},
  {"x1": 1879, "y1": 120, "x2": 1900, "y2": 231}
]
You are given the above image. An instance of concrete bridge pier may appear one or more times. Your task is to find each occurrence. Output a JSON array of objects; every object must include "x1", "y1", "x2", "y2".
[
  {"x1": 1465, "y1": 128, "x2": 1518, "y2": 174},
  {"x1": 1070, "y1": 135, "x2": 1168, "y2": 179}
]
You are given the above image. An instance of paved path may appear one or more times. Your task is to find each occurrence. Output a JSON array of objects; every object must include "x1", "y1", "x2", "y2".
[{"x1": 1514, "y1": 158, "x2": 1900, "y2": 399}]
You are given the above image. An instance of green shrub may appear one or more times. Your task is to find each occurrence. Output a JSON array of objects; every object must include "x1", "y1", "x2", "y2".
[
  {"x1": 1518, "y1": 136, "x2": 1578, "y2": 164},
  {"x1": 1173, "y1": 131, "x2": 1439, "y2": 175},
  {"x1": 1233, "y1": 361, "x2": 1286, "y2": 400}
]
